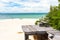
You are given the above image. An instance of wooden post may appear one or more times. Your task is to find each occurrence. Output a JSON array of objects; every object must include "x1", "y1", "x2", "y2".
[
  {"x1": 25, "y1": 34, "x2": 28, "y2": 40},
  {"x1": 41, "y1": 33, "x2": 48, "y2": 40}
]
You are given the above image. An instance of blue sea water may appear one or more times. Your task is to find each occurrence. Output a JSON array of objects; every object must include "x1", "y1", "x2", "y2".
[{"x1": 0, "y1": 13, "x2": 47, "y2": 19}]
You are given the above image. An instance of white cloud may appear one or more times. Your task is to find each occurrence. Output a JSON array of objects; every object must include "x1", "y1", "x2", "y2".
[
  {"x1": 49, "y1": 0, "x2": 58, "y2": 6},
  {"x1": 0, "y1": 3, "x2": 6, "y2": 7},
  {"x1": 0, "y1": 0, "x2": 58, "y2": 13}
]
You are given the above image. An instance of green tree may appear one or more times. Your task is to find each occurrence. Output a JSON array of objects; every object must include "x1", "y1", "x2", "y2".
[
  {"x1": 46, "y1": 0, "x2": 60, "y2": 30},
  {"x1": 58, "y1": 0, "x2": 60, "y2": 2}
]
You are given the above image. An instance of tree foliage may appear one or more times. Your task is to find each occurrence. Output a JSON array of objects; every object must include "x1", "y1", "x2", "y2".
[
  {"x1": 58, "y1": 0, "x2": 60, "y2": 2},
  {"x1": 46, "y1": 0, "x2": 60, "y2": 30}
]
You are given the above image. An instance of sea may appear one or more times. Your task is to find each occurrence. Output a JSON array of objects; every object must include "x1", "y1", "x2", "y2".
[{"x1": 0, "y1": 13, "x2": 47, "y2": 19}]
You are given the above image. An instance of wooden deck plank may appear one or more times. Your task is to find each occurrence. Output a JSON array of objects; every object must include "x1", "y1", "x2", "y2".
[
  {"x1": 22, "y1": 25, "x2": 45, "y2": 32},
  {"x1": 22, "y1": 25, "x2": 60, "y2": 35}
]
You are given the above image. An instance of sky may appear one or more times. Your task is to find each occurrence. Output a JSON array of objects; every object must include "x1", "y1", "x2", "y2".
[{"x1": 0, "y1": 0, "x2": 58, "y2": 13}]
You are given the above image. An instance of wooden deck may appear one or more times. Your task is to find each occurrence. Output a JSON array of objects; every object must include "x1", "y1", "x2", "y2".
[
  {"x1": 22, "y1": 25, "x2": 60, "y2": 40},
  {"x1": 22, "y1": 25, "x2": 48, "y2": 40},
  {"x1": 22, "y1": 25, "x2": 45, "y2": 32},
  {"x1": 22, "y1": 25, "x2": 60, "y2": 35}
]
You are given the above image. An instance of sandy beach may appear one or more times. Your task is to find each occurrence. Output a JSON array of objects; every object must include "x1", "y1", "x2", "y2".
[
  {"x1": 0, "y1": 18, "x2": 38, "y2": 40},
  {"x1": 0, "y1": 18, "x2": 60, "y2": 40}
]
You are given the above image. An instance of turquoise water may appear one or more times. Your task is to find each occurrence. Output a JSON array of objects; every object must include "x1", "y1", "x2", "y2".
[{"x1": 0, "y1": 13, "x2": 47, "y2": 19}]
